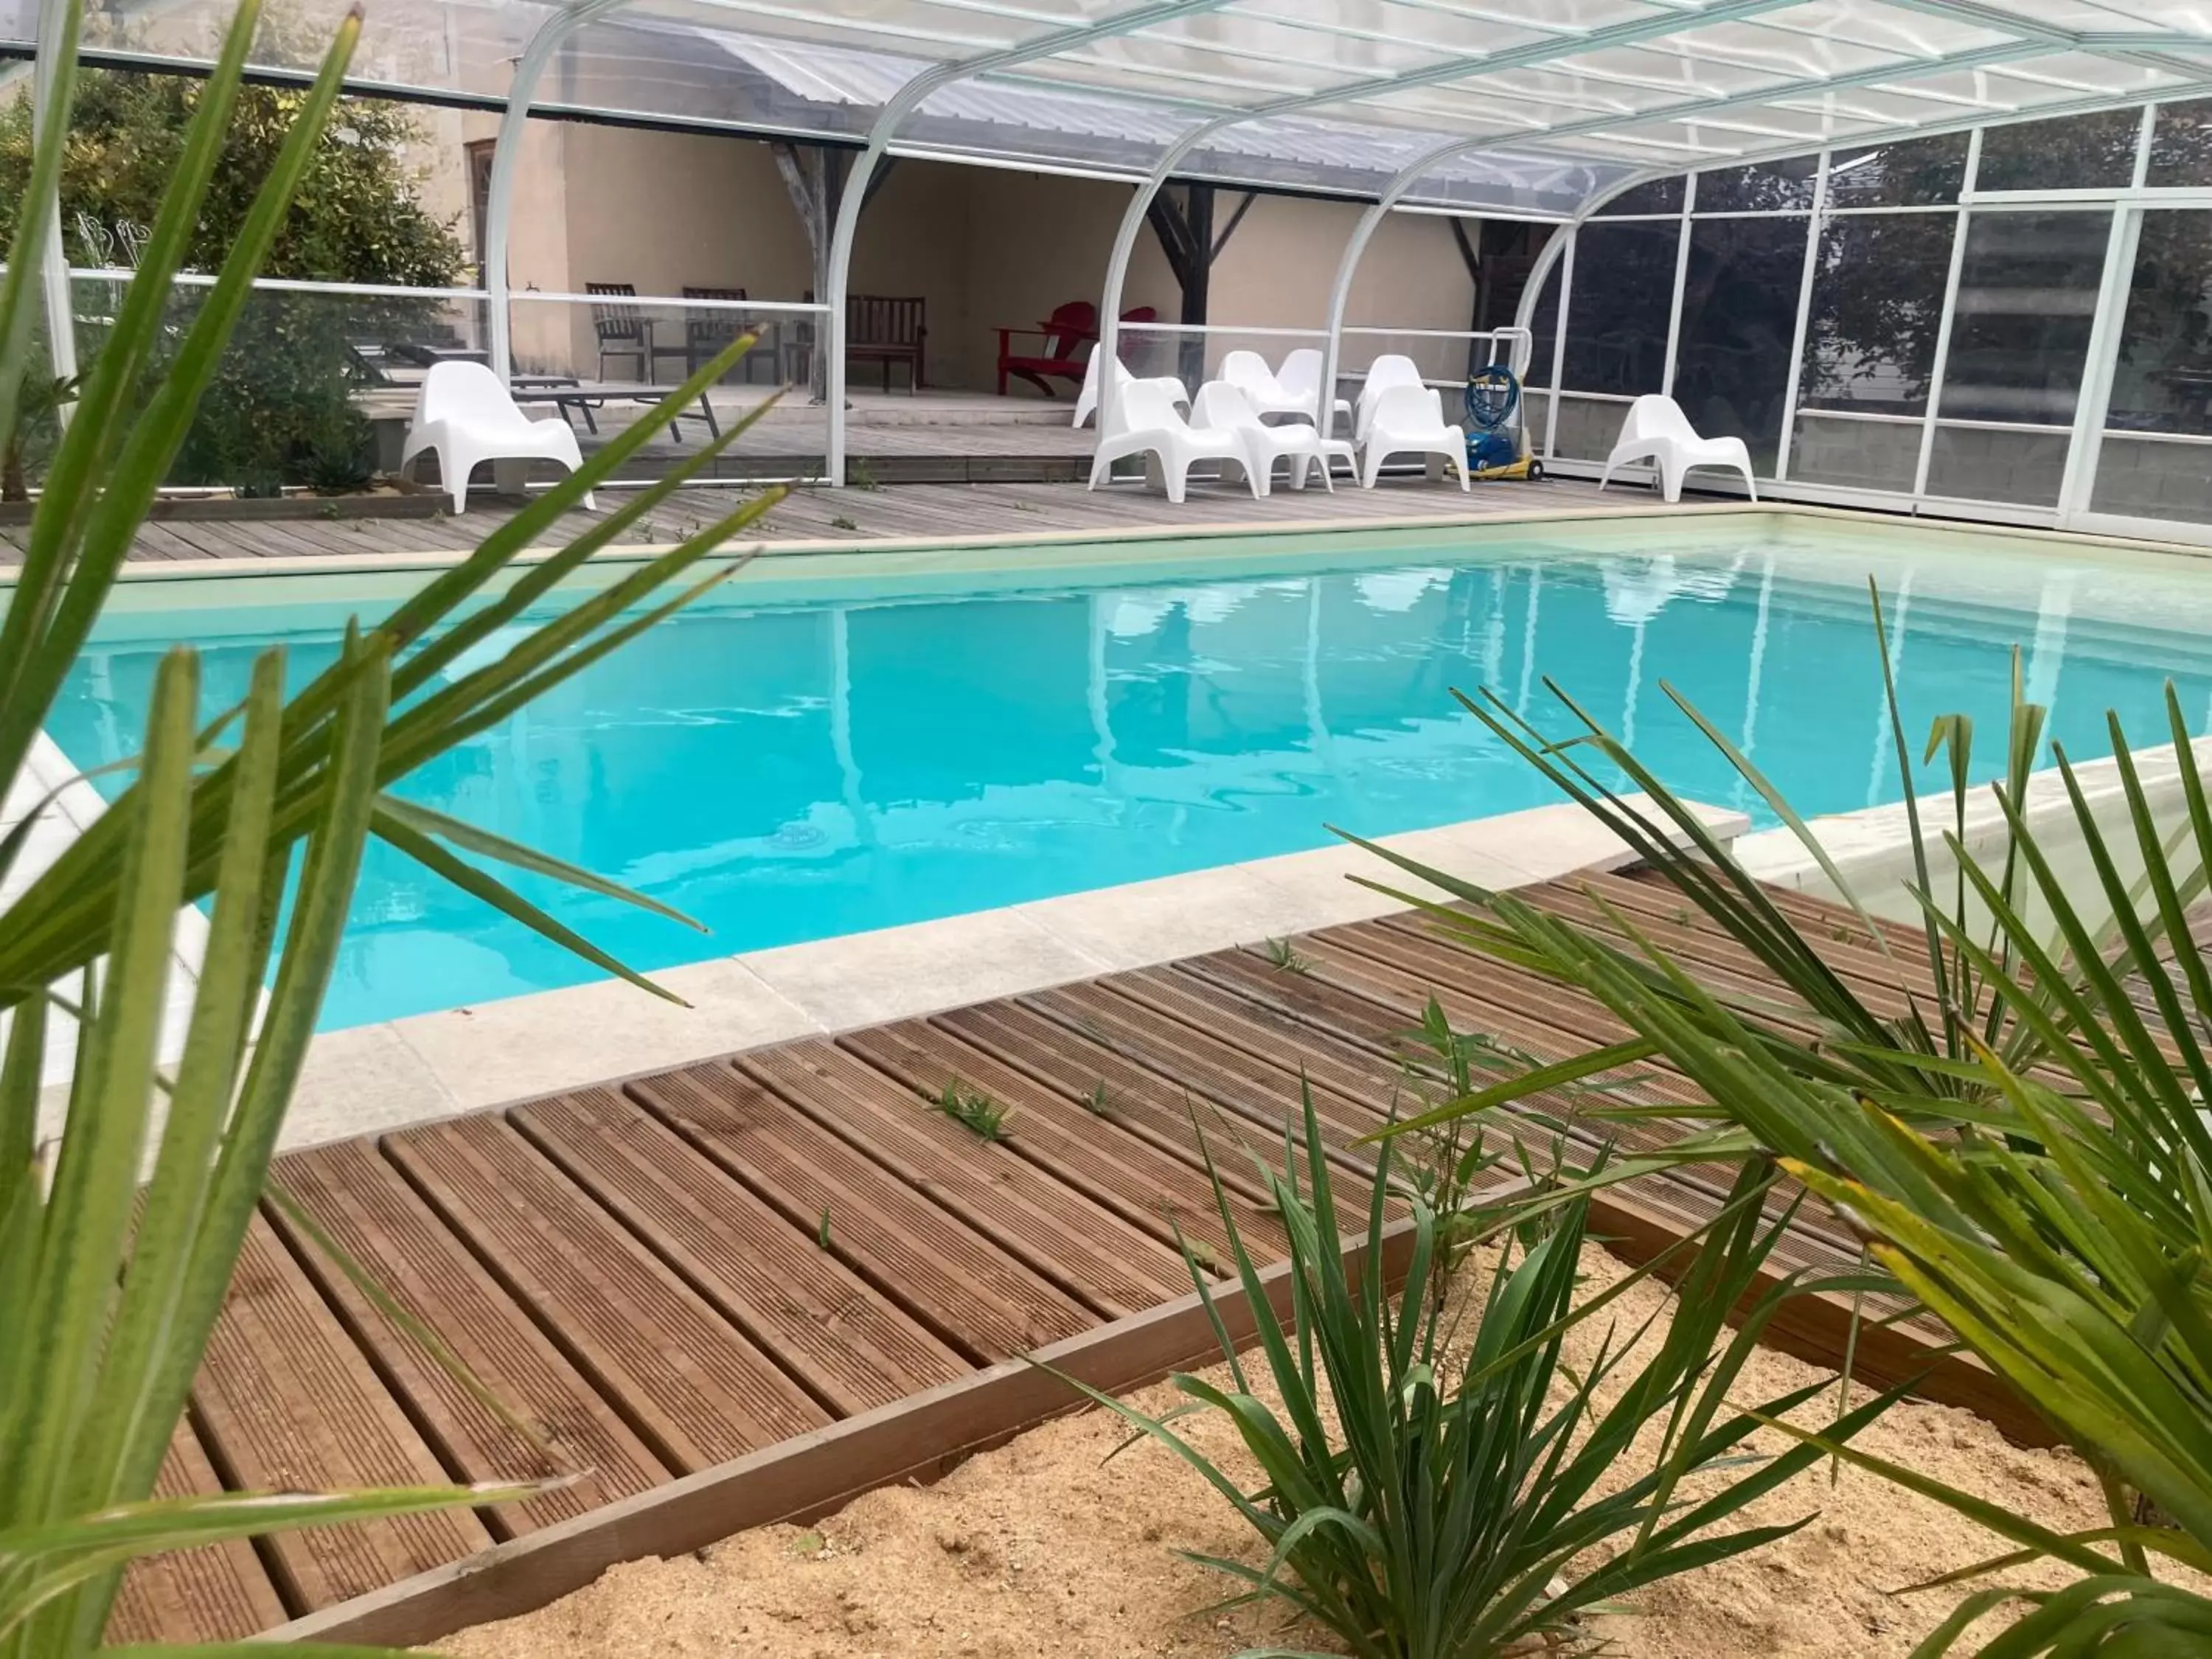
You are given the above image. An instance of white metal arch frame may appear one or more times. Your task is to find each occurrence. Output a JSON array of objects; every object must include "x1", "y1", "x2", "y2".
[
  {"x1": 1503, "y1": 63, "x2": 2212, "y2": 461},
  {"x1": 173, "y1": 0, "x2": 2212, "y2": 493},
  {"x1": 818, "y1": 0, "x2": 1243, "y2": 481},
  {"x1": 480, "y1": 0, "x2": 1248, "y2": 468},
  {"x1": 483, "y1": 0, "x2": 630, "y2": 383},
  {"x1": 1087, "y1": 1, "x2": 2212, "y2": 438},
  {"x1": 1089, "y1": 0, "x2": 1815, "y2": 430},
  {"x1": 1321, "y1": 37, "x2": 2212, "y2": 447}
]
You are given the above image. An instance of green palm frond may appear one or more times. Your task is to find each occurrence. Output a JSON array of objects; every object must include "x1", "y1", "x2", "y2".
[
  {"x1": 1049, "y1": 1093, "x2": 1894, "y2": 1658},
  {"x1": 1354, "y1": 583, "x2": 2212, "y2": 1653},
  {"x1": 0, "y1": 2, "x2": 789, "y2": 1652}
]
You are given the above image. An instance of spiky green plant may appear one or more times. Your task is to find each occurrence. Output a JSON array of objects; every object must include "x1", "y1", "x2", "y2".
[
  {"x1": 1260, "y1": 935, "x2": 1315, "y2": 975},
  {"x1": 0, "y1": 1, "x2": 784, "y2": 1651},
  {"x1": 1056, "y1": 1092, "x2": 1899, "y2": 1659},
  {"x1": 933, "y1": 1077, "x2": 1010, "y2": 1141},
  {"x1": 1352, "y1": 585, "x2": 2212, "y2": 1652}
]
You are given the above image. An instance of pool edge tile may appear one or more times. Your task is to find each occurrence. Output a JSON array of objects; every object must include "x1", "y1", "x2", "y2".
[
  {"x1": 374, "y1": 956, "x2": 823, "y2": 1122},
  {"x1": 280, "y1": 793, "x2": 1750, "y2": 1147}
]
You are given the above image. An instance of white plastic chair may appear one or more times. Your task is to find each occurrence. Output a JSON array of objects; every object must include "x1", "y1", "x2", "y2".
[
  {"x1": 1359, "y1": 384, "x2": 1469, "y2": 491},
  {"x1": 1354, "y1": 354, "x2": 1427, "y2": 443},
  {"x1": 400, "y1": 362, "x2": 595, "y2": 513},
  {"x1": 1192, "y1": 382, "x2": 1352, "y2": 495},
  {"x1": 1220, "y1": 349, "x2": 1310, "y2": 423},
  {"x1": 1088, "y1": 380, "x2": 1256, "y2": 503},
  {"x1": 1275, "y1": 348, "x2": 1352, "y2": 432},
  {"x1": 1599, "y1": 394, "x2": 1759, "y2": 503},
  {"x1": 1073, "y1": 352, "x2": 1190, "y2": 428}
]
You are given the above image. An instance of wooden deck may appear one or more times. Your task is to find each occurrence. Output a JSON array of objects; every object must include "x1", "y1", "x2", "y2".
[
  {"x1": 113, "y1": 864, "x2": 2005, "y2": 1651},
  {"x1": 1, "y1": 475, "x2": 1637, "y2": 566}
]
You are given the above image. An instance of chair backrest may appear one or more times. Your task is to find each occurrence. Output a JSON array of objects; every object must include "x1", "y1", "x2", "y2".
[
  {"x1": 1192, "y1": 380, "x2": 1262, "y2": 432},
  {"x1": 1112, "y1": 379, "x2": 1188, "y2": 433},
  {"x1": 1355, "y1": 355, "x2": 1428, "y2": 437},
  {"x1": 1040, "y1": 299, "x2": 1097, "y2": 359},
  {"x1": 1220, "y1": 349, "x2": 1279, "y2": 394},
  {"x1": 1119, "y1": 305, "x2": 1158, "y2": 326},
  {"x1": 684, "y1": 285, "x2": 748, "y2": 346},
  {"x1": 848, "y1": 294, "x2": 926, "y2": 346},
  {"x1": 1276, "y1": 348, "x2": 1324, "y2": 397},
  {"x1": 586, "y1": 281, "x2": 642, "y2": 343},
  {"x1": 1362, "y1": 354, "x2": 1425, "y2": 395},
  {"x1": 415, "y1": 361, "x2": 532, "y2": 431},
  {"x1": 1619, "y1": 392, "x2": 1701, "y2": 445},
  {"x1": 1371, "y1": 382, "x2": 1444, "y2": 431}
]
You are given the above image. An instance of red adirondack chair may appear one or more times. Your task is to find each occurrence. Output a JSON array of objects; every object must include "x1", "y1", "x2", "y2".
[{"x1": 996, "y1": 302, "x2": 1158, "y2": 398}]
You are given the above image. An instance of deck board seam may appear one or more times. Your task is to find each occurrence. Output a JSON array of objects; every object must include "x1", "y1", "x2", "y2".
[
  {"x1": 254, "y1": 1188, "x2": 536, "y2": 1545},
  {"x1": 732, "y1": 1049, "x2": 1185, "y2": 1321},
  {"x1": 627, "y1": 1074, "x2": 1020, "y2": 1368},
  {"x1": 371, "y1": 1132, "x2": 705, "y2": 1480},
  {"x1": 501, "y1": 1107, "x2": 869, "y2": 1427}
]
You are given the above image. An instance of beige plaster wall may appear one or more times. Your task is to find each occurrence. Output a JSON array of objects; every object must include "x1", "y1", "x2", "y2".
[
  {"x1": 404, "y1": 122, "x2": 1475, "y2": 392},
  {"x1": 491, "y1": 116, "x2": 581, "y2": 374},
  {"x1": 1208, "y1": 193, "x2": 1473, "y2": 333}
]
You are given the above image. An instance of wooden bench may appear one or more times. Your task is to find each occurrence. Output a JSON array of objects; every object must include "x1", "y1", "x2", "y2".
[{"x1": 847, "y1": 294, "x2": 926, "y2": 392}]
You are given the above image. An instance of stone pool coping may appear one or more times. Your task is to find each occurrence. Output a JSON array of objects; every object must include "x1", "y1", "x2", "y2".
[
  {"x1": 7, "y1": 498, "x2": 2208, "y2": 599},
  {"x1": 278, "y1": 795, "x2": 1750, "y2": 1152},
  {"x1": 1733, "y1": 734, "x2": 2212, "y2": 910}
]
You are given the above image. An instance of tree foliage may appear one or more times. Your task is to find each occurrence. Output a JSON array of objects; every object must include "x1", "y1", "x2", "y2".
[
  {"x1": 0, "y1": 70, "x2": 462, "y2": 283},
  {"x1": 0, "y1": 71, "x2": 465, "y2": 495}
]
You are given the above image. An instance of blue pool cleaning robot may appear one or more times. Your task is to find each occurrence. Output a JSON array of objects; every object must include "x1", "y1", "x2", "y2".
[{"x1": 1464, "y1": 363, "x2": 1543, "y2": 481}]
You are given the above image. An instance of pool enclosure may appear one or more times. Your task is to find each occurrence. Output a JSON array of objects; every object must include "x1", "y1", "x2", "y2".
[{"x1": 11, "y1": 0, "x2": 2212, "y2": 538}]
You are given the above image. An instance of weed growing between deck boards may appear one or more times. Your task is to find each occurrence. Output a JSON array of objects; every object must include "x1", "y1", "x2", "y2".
[
  {"x1": 0, "y1": 3, "x2": 785, "y2": 1650},
  {"x1": 933, "y1": 1078, "x2": 1012, "y2": 1141},
  {"x1": 1371, "y1": 601, "x2": 2212, "y2": 1654},
  {"x1": 1051, "y1": 1094, "x2": 1893, "y2": 1659},
  {"x1": 1259, "y1": 936, "x2": 1314, "y2": 975},
  {"x1": 1388, "y1": 995, "x2": 1646, "y2": 1268}
]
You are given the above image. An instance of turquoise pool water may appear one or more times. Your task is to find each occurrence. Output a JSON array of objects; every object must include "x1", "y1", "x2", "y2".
[{"x1": 42, "y1": 518, "x2": 2212, "y2": 1030}]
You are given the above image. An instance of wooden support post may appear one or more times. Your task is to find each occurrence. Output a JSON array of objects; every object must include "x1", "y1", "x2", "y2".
[{"x1": 771, "y1": 142, "x2": 890, "y2": 406}]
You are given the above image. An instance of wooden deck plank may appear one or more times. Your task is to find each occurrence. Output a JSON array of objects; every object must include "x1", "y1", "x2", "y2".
[
  {"x1": 1025, "y1": 980, "x2": 1395, "y2": 1147},
  {"x1": 122, "y1": 843, "x2": 2038, "y2": 1644},
  {"x1": 1178, "y1": 946, "x2": 1439, "y2": 1056},
  {"x1": 1506, "y1": 877, "x2": 1920, "y2": 1023},
  {"x1": 1104, "y1": 964, "x2": 1424, "y2": 1110},
  {"x1": 631, "y1": 1062, "x2": 1095, "y2": 1360},
  {"x1": 740, "y1": 1042, "x2": 1193, "y2": 1318},
  {"x1": 48, "y1": 474, "x2": 1638, "y2": 569},
  {"x1": 105, "y1": 1422, "x2": 290, "y2": 1644},
  {"x1": 512, "y1": 1088, "x2": 971, "y2": 1416},
  {"x1": 268, "y1": 1138, "x2": 672, "y2": 1536},
  {"x1": 928, "y1": 997, "x2": 1340, "y2": 1197},
  {"x1": 1290, "y1": 925, "x2": 1879, "y2": 1259},
  {"x1": 190, "y1": 1214, "x2": 491, "y2": 1612},
  {"x1": 1585, "y1": 869, "x2": 1924, "y2": 989},
  {"x1": 838, "y1": 1018, "x2": 1293, "y2": 1264},
  {"x1": 948, "y1": 990, "x2": 1383, "y2": 1197},
  {"x1": 383, "y1": 1115, "x2": 829, "y2": 1474}
]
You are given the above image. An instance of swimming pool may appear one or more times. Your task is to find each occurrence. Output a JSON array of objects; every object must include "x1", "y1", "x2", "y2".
[{"x1": 41, "y1": 514, "x2": 2212, "y2": 1030}]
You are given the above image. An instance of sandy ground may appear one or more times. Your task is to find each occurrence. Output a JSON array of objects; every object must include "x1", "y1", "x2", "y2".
[{"x1": 442, "y1": 1245, "x2": 2127, "y2": 1659}]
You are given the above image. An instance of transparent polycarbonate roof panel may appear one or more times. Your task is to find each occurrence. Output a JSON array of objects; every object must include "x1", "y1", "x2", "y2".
[
  {"x1": 23, "y1": 0, "x2": 2212, "y2": 215},
  {"x1": 1099, "y1": 11, "x2": 1476, "y2": 80},
  {"x1": 630, "y1": 0, "x2": 1139, "y2": 62},
  {"x1": 1973, "y1": 0, "x2": 2212, "y2": 29},
  {"x1": 1214, "y1": 1, "x2": 1563, "y2": 61},
  {"x1": 1748, "y1": 0, "x2": 2017, "y2": 58},
  {"x1": 63, "y1": 0, "x2": 531, "y2": 90}
]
